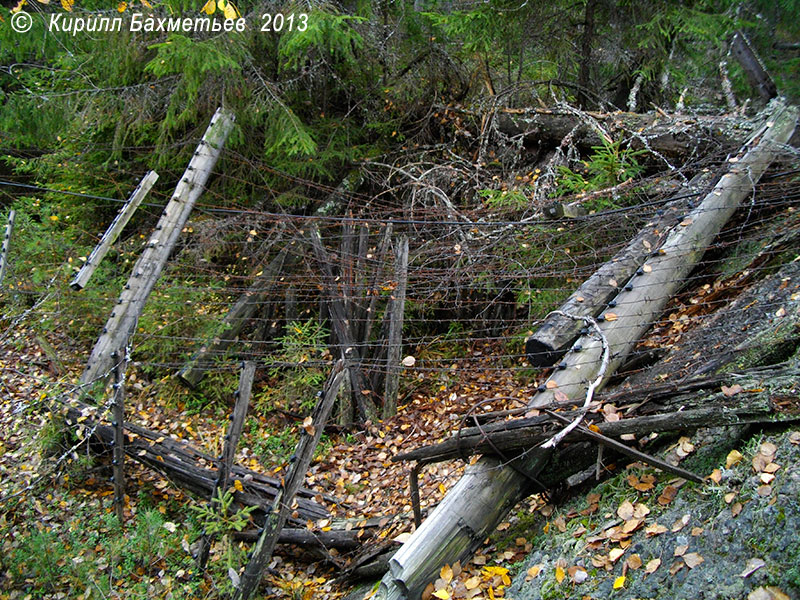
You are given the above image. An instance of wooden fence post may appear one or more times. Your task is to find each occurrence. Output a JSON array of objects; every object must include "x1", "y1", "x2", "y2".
[
  {"x1": 0, "y1": 209, "x2": 16, "y2": 288},
  {"x1": 70, "y1": 171, "x2": 158, "y2": 291},
  {"x1": 383, "y1": 236, "x2": 409, "y2": 418},
  {"x1": 111, "y1": 349, "x2": 127, "y2": 523},
  {"x1": 197, "y1": 361, "x2": 256, "y2": 569},
  {"x1": 81, "y1": 108, "x2": 234, "y2": 386},
  {"x1": 232, "y1": 361, "x2": 347, "y2": 600}
]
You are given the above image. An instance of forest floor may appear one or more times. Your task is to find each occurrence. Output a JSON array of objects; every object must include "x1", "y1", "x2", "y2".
[{"x1": 2, "y1": 184, "x2": 800, "y2": 600}]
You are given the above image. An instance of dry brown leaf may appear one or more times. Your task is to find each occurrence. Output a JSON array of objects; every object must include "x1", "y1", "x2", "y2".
[
  {"x1": 554, "y1": 390, "x2": 569, "y2": 403},
  {"x1": 645, "y1": 523, "x2": 668, "y2": 536},
  {"x1": 671, "y1": 514, "x2": 690, "y2": 532},
  {"x1": 626, "y1": 554, "x2": 643, "y2": 570},
  {"x1": 726, "y1": 449, "x2": 743, "y2": 468},
  {"x1": 633, "y1": 503, "x2": 651, "y2": 519},
  {"x1": 708, "y1": 469, "x2": 722, "y2": 483},
  {"x1": 609, "y1": 548, "x2": 625, "y2": 562},
  {"x1": 760, "y1": 442, "x2": 777, "y2": 457},
  {"x1": 732, "y1": 502, "x2": 743, "y2": 516},
  {"x1": 645, "y1": 558, "x2": 661, "y2": 574},
  {"x1": 757, "y1": 484, "x2": 772, "y2": 497},
  {"x1": 617, "y1": 500, "x2": 635, "y2": 521},
  {"x1": 604, "y1": 312, "x2": 618, "y2": 321},
  {"x1": 674, "y1": 545, "x2": 688, "y2": 557},
  {"x1": 683, "y1": 553, "x2": 704, "y2": 569},
  {"x1": 657, "y1": 485, "x2": 678, "y2": 506},
  {"x1": 724, "y1": 492, "x2": 736, "y2": 504},
  {"x1": 721, "y1": 384, "x2": 743, "y2": 397}
]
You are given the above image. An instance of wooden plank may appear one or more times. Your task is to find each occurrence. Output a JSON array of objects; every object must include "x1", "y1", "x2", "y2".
[
  {"x1": 198, "y1": 361, "x2": 256, "y2": 569},
  {"x1": 0, "y1": 209, "x2": 15, "y2": 288},
  {"x1": 309, "y1": 225, "x2": 377, "y2": 422},
  {"x1": 70, "y1": 170, "x2": 158, "y2": 291},
  {"x1": 81, "y1": 108, "x2": 234, "y2": 387},
  {"x1": 374, "y1": 100, "x2": 798, "y2": 600},
  {"x1": 383, "y1": 236, "x2": 409, "y2": 418},
  {"x1": 233, "y1": 361, "x2": 347, "y2": 600}
]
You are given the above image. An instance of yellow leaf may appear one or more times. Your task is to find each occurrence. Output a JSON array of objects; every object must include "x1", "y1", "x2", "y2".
[
  {"x1": 440, "y1": 564, "x2": 453, "y2": 584},
  {"x1": 438, "y1": 483, "x2": 446, "y2": 495},
  {"x1": 117, "y1": 2, "x2": 126, "y2": 11},
  {"x1": 61, "y1": 0, "x2": 73, "y2": 10},
  {"x1": 233, "y1": 479, "x2": 243, "y2": 492},
  {"x1": 223, "y1": 0, "x2": 239, "y2": 19},
  {"x1": 465, "y1": 576, "x2": 481, "y2": 589},
  {"x1": 726, "y1": 449, "x2": 743, "y2": 468},
  {"x1": 432, "y1": 590, "x2": 450, "y2": 600},
  {"x1": 200, "y1": 0, "x2": 215, "y2": 14},
  {"x1": 555, "y1": 566, "x2": 565, "y2": 583},
  {"x1": 49, "y1": 215, "x2": 59, "y2": 222},
  {"x1": 613, "y1": 575, "x2": 626, "y2": 589},
  {"x1": 604, "y1": 312, "x2": 618, "y2": 321}
]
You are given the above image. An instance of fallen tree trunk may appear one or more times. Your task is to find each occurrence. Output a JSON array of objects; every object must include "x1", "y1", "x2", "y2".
[
  {"x1": 526, "y1": 171, "x2": 715, "y2": 366},
  {"x1": 376, "y1": 100, "x2": 797, "y2": 600},
  {"x1": 482, "y1": 107, "x2": 750, "y2": 156},
  {"x1": 62, "y1": 402, "x2": 333, "y2": 527},
  {"x1": 393, "y1": 362, "x2": 799, "y2": 464}
]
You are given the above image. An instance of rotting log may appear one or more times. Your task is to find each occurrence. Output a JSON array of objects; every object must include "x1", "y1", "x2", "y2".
[
  {"x1": 485, "y1": 107, "x2": 752, "y2": 157},
  {"x1": 82, "y1": 109, "x2": 234, "y2": 387},
  {"x1": 178, "y1": 247, "x2": 294, "y2": 387},
  {"x1": 62, "y1": 401, "x2": 333, "y2": 527},
  {"x1": 392, "y1": 365, "x2": 798, "y2": 465},
  {"x1": 70, "y1": 170, "x2": 158, "y2": 291},
  {"x1": 376, "y1": 100, "x2": 798, "y2": 600},
  {"x1": 526, "y1": 170, "x2": 716, "y2": 367}
]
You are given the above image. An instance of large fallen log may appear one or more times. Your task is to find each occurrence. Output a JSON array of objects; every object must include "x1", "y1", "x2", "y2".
[
  {"x1": 526, "y1": 170, "x2": 716, "y2": 366},
  {"x1": 452, "y1": 106, "x2": 752, "y2": 157},
  {"x1": 376, "y1": 100, "x2": 798, "y2": 600},
  {"x1": 62, "y1": 402, "x2": 332, "y2": 527}
]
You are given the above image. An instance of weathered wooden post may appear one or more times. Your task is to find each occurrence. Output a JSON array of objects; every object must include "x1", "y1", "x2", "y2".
[
  {"x1": 197, "y1": 361, "x2": 256, "y2": 569},
  {"x1": 70, "y1": 170, "x2": 158, "y2": 291},
  {"x1": 376, "y1": 100, "x2": 797, "y2": 600},
  {"x1": 81, "y1": 108, "x2": 234, "y2": 386},
  {"x1": 383, "y1": 236, "x2": 409, "y2": 418},
  {"x1": 110, "y1": 349, "x2": 127, "y2": 522},
  {"x1": 0, "y1": 209, "x2": 15, "y2": 288},
  {"x1": 232, "y1": 361, "x2": 346, "y2": 600},
  {"x1": 525, "y1": 171, "x2": 714, "y2": 366}
]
